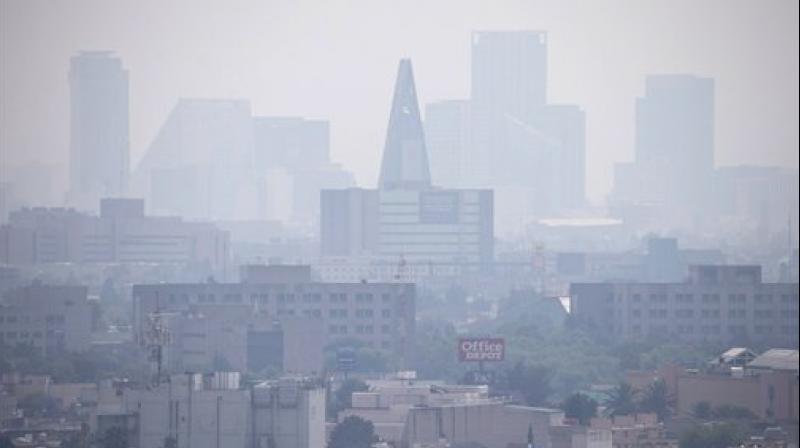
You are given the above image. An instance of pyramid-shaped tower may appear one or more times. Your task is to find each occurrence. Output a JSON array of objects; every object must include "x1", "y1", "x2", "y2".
[{"x1": 378, "y1": 59, "x2": 432, "y2": 190}]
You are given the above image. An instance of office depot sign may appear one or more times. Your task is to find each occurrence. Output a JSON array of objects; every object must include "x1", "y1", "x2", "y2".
[{"x1": 458, "y1": 338, "x2": 505, "y2": 362}]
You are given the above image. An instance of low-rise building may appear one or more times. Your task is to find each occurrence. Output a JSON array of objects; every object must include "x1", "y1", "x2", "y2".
[
  {"x1": 92, "y1": 373, "x2": 325, "y2": 448},
  {"x1": 336, "y1": 374, "x2": 611, "y2": 448},
  {"x1": 591, "y1": 413, "x2": 677, "y2": 448},
  {"x1": 570, "y1": 265, "x2": 799, "y2": 347},
  {"x1": 0, "y1": 198, "x2": 229, "y2": 272},
  {"x1": 133, "y1": 265, "x2": 416, "y2": 369},
  {"x1": 0, "y1": 283, "x2": 93, "y2": 354}
]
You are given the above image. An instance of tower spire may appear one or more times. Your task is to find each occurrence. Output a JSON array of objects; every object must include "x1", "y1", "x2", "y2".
[{"x1": 378, "y1": 59, "x2": 432, "y2": 190}]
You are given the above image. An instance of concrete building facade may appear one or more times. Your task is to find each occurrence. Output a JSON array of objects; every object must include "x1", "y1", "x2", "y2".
[
  {"x1": 0, "y1": 283, "x2": 93, "y2": 355},
  {"x1": 0, "y1": 199, "x2": 229, "y2": 272},
  {"x1": 320, "y1": 59, "x2": 494, "y2": 269},
  {"x1": 68, "y1": 51, "x2": 129, "y2": 210},
  {"x1": 132, "y1": 266, "x2": 416, "y2": 369},
  {"x1": 93, "y1": 374, "x2": 325, "y2": 448},
  {"x1": 570, "y1": 265, "x2": 799, "y2": 347}
]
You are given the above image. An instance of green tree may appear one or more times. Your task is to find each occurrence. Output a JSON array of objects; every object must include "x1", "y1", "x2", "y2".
[
  {"x1": 329, "y1": 378, "x2": 369, "y2": 416},
  {"x1": 712, "y1": 404, "x2": 757, "y2": 420},
  {"x1": 679, "y1": 423, "x2": 744, "y2": 448},
  {"x1": 606, "y1": 382, "x2": 637, "y2": 416},
  {"x1": 327, "y1": 416, "x2": 378, "y2": 448},
  {"x1": 504, "y1": 362, "x2": 554, "y2": 406},
  {"x1": 639, "y1": 379, "x2": 669, "y2": 421},
  {"x1": 692, "y1": 401, "x2": 711, "y2": 419},
  {"x1": 412, "y1": 319, "x2": 462, "y2": 381},
  {"x1": 562, "y1": 393, "x2": 598, "y2": 425},
  {"x1": 0, "y1": 436, "x2": 14, "y2": 448}
]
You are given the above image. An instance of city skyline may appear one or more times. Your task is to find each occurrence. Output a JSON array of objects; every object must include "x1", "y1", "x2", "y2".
[{"x1": 1, "y1": 0, "x2": 798, "y2": 204}]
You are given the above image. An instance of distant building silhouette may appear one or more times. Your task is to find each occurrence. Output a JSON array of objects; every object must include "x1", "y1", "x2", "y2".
[
  {"x1": 424, "y1": 100, "x2": 470, "y2": 189},
  {"x1": 613, "y1": 75, "x2": 715, "y2": 212},
  {"x1": 321, "y1": 59, "x2": 494, "y2": 269},
  {"x1": 425, "y1": 32, "x2": 586, "y2": 227},
  {"x1": 68, "y1": 51, "x2": 129, "y2": 210},
  {"x1": 379, "y1": 59, "x2": 432, "y2": 191},
  {"x1": 253, "y1": 117, "x2": 330, "y2": 172},
  {"x1": 0, "y1": 199, "x2": 229, "y2": 272},
  {"x1": 253, "y1": 116, "x2": 354, "y2": 224},
  {"x1": 134, "y1": 98, "x2": 257, "y2": 220}
]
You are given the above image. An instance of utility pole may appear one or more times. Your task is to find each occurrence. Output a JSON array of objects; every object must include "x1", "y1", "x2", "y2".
[{"x1": 216, "y1": 395, "x2": 222, "y2": 448}]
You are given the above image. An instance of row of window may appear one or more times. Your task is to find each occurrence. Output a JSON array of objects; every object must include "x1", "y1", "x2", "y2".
[
  {"x1": 626, "y1": 324, "x2": 797, "y2": 335},
  {"x1": 168, "y1": 292, "x2": 398, "y2": 305},
  {"x1": 328, "y1": 324, "x2": 393, "y2": 335},
  {"x1": 626, "y1": 308, "x2": 796, "y2": 319},
  {"x1": 1, "y1": 330, "x2": 63, "y2": 339},
  {"x1": 624, "y1": 293, "x2": 797, "y2": 304},
  {"x1": 0, "y1": 315, "x2": 66, "y2": 325}
]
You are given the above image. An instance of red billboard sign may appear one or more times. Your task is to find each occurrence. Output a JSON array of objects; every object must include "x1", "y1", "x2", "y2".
[{"x1": 458, "y1": 337, "x2": 505, "y2": 362}]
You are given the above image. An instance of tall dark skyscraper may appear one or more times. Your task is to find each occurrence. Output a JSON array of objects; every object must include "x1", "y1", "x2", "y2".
[
  {"x1": 378, "y1": 59, "x2": 432, "y2": 191},
  {"x1": 69, "y1": 51, "x2": 129, "y2": 209}
]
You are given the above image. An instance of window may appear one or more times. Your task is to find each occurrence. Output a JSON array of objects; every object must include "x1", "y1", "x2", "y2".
[
  {"x1": 329, "y1": 293, "x2": 347, "y2": 304},
  {"x1": 356, "y1": 309, "x2": 374, "y2": 318},
  {"x1": 381, "y1": 309, "x2": 392, "y2": 318},
  {"x1": 755, "y1": 294, "x2": 773, "y2": 304},
  {"x1": 329, "y1": 309, "x2": 347, "y2": 319}
]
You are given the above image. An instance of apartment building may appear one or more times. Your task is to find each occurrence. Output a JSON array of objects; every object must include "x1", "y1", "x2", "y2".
[
  {"x1": 132, "y1": 265, "x2": 416, "y2": 369},
  {"x1": 0, "y1": 283, "x2": 93, "y2": 355},
  {"x1": 570, "y1": 265, "x2": 799, "y2": 347},
  {"x1": 0, "y1": 198, "x2": 229, "y2": 272}
]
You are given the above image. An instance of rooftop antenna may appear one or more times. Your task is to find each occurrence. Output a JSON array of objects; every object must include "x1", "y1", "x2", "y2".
[
  {"x1": 141, "y1": 296, "x2": 174, "y2": 386},
  {"x1": 394, "y1": 254, "x2": 408, "y2": 282}
]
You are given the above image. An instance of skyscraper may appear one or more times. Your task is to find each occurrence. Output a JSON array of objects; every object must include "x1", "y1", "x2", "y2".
[
  {"x1": 424, "y1": 100, "x2": 470, "y2": 188},
  {"x1": 470, "y1": 31, "x2": 547, "y2": 185},
  {"x1": 253, "y1": 116, "x2": 354, "y2": 223},
  {"x1": 321, "y1": 59, "x2": 494, "y2": 269},
  {"x1": 378, "y1": 59, "x2": 431, "y2": 191},
  {"x1": 133, "y1": 98, "x2": 257, "y2": 220},
  {"x1": 466, "y1": 31, "x2": 585, "y2": 222},
  {"x1": 69, "y1": 51, "x2": 129, "y2": 209},
  {"x1": 613, "y1": 75, "x2": 714, "y2": 209},
  {"x1": 252, "y1": 117, "x2": 330, "y2": 172}
]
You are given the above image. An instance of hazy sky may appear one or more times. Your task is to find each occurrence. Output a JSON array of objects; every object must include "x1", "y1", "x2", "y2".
[{"x1": 1, "y1": 0, "x2": 798, "y2": 203}]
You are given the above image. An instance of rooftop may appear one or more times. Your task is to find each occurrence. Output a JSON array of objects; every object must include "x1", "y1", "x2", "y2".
[{"x1": 748, "y1": 349, "x2": 799, "y2": 372}]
